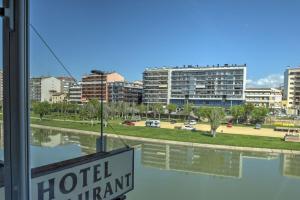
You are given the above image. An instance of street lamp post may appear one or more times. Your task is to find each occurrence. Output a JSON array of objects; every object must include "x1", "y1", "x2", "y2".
[{"x1": 91, "y1": 70, "x2": 106, "y2": 152}]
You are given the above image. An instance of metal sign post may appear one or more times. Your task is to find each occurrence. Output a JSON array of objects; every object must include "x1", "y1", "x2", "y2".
[{"x1": 91, "y1": 70, "x2": 107, "y2": 153}]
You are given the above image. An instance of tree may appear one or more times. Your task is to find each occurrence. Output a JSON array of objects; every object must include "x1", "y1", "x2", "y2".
[
  {"x1": 230, "y1": 105, "x2": 245, "y2": 124},
  {"x1": 80, "y1": 99, "x2": 100, "y2": 125},
  {"x1": 166, "y1": 104, "x2": 177, "y2": 120},
  {"x1": 243, "y1": 103, "x2": 255, "y2": 123},
  {"x1": 32, "y1": 101, "x2": 51, "y2": 120},
  {"x1": 183, "y1": 103, "x2": 194, "y2": 120},
  {"x1": 251, "y1": 107, "x2": 269, "y2": 124},
  {"x1": 197, "y1": 106, "x2": 225, "y2": 137},
  {"x1": 153, "y1": 103, "x2": 164, "y2": 120},
  {"x1": 137, "y1": 104, "x2": 146, "y2": 118}
]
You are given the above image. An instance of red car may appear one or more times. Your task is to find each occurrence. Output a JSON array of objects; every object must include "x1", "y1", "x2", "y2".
[
  {"x1": 122, "y1": 120, "x2": 135, "y2": 126},
  {"x1": 227, "y1": 122, "x2": 233, "y2": 128}
]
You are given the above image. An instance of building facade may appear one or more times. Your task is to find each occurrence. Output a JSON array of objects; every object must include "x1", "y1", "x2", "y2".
[
  {"x1": 143, "y1": 68, "x2": 169, "y2": 104},
  {"x1": 143, "y1": 64, "x2": 247, "y2": 106},
  {"x1": 30, "y1": 77, "x2": 62, "y2": 102},
  {"x1": 81, "y1": 72, "x2": 124, "y2": 102},
  {"x1": 108, "y1": 81, "x2": 143, "y2": 104},
  {"x1": 245, "y1": 88, "x2": 282, "y2": 109},
  {"x1": 57, "y1": 76, "x2": 76, "y2": 94},
  {"x1": 50, "y1": 93, "x2": 67, "y2": 103},
  {"x1": 284, "y1": 67, "x2": 300, "y2": 114},
  {"x1": 68, "y1": 84, "x2": 82, "y2": 104}
]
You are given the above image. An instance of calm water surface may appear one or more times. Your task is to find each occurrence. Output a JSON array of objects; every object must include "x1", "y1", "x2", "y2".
[{"x1": 1, "y1": 128, "x2": 300, "y2": 200}]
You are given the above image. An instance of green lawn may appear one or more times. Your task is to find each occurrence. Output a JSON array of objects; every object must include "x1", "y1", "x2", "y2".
[{"x1": 30, "y1": 119, "x2": 300, "y2": 151}]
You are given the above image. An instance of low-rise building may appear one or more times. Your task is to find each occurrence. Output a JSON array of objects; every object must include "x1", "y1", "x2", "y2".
[
  {"x1": 245, "y1": 88, "x2": 282, "y2": 109},
  {"x1": 50, "y1": 93, "x2": 67, "y2": 103}
]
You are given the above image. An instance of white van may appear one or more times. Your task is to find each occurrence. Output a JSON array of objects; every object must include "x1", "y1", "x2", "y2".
[{"x1": 145, "y1": 120, "x2": 161, "y2": 128}]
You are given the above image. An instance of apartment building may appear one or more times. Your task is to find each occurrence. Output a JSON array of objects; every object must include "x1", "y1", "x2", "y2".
[
  {"x1": 143, "y1": 64, "x2": 247, "y2": 106},
  {"x1": 57, "y1": 76, "x2": 76, "y2": 94},
  {"x1": 81, "y1": 72, "x2": 124, "y2": 102},
  {"x1": 143, "y1": 68, "x2": 170, "y2": 104},
  {"x1": 108, "y1": 81, "x2": 143, "y2": 104},
  {"x1": 284, "y1": 67, "x2": 300, "y2": 114},
  {"x1": 245, "y1": 88, "x2": 282, "y2": 109},
  {"x1": 68, "y1": 84, "x2": 82, "y2": 104},
  {"x1": 30, "y1": 76, "x2": 62, "y2": 102}
]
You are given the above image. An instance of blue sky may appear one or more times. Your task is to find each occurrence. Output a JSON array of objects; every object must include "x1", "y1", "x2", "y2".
[{"x1": 3, "y1": 0, "x2": 300, "y2": 86}]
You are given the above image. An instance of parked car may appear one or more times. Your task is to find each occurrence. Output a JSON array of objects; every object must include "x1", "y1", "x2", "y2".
[
  {"x1": 122, "y1": 120, "x2": 135, "y2": 126},
  {"x1": 181, "y1": 125, "x2": 196, "y2": 131},
  {"x1": 145, "y1": 120, "x2": 160, "y2": 128},
  {"x1": 189, "y1": 120, "x2": 197, "y2": 125},
  {"x1": 170, "y1": 119, "x2": 177, "y2": 124},
  {"x1": 227, "y1": 122, "x2": 233, "y2": 128},
  {"x1": 131, "y1": 116, "x2": 141, "y2": 122},
  {"x1": 255, "y1": 123, "x2": 261, "y2": 129}
]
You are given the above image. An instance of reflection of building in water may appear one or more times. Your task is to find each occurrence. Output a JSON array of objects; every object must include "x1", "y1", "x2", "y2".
[
  {"x1": 242, "y1": 151, "x2": 279, "y2": 160},
  {"x1": 141, "y1": 142, "x2": 242, "y2": 179},
  {"x1": 282, "y1": 154, "x2": 300, "y2": 178},
  {"x1": 106, "y1": 137, "x2": 142, "y2": 151}
]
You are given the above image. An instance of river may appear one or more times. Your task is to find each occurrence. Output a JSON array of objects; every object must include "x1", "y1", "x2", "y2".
[{"x1": 1, "y1": 127, "x2": 300, "y2": 200}]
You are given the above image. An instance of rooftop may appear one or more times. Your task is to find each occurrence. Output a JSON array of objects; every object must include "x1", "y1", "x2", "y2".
[{"x1": 145, "y1": 64, "x2": 247, "y2": 71}]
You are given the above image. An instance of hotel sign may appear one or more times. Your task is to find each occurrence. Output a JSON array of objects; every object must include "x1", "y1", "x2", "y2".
[{"x1": 0, "y1": 147, "x2": 134, "y2": 200}]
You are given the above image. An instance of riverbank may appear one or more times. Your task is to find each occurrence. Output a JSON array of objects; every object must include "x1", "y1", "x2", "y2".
[
  {"x1": 30, "y1": 119, "x2": 300, "y2": 151},
  {"x1": 31, "y1": 124, "x2": 300, "y2": 155}
]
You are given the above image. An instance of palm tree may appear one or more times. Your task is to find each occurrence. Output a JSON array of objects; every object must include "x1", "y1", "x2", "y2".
[
  {"x1": 153, "y1": 103, "x2": 164, "y2": 120},
  {"x1": 166, "y1": 104, "x2": 177, "y2": 121},
  {"x1": 137, "y1": 104, "x2": 146, "y2": 119},
  {"x1": 197, "y1": 106, "x2": 225, "y2": 137}
]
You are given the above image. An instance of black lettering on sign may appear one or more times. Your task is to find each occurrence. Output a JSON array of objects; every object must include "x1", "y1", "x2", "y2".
[
  {"x1": 59, "y1": 173, "x2": 77, "y2": 194},
  {"x1": 37, "y1": 178, "x2": 55, "y2": 200},
  {"x1": 125, "y1": 173, "x2": 132, "y2": 187},
  {"x1": 115, "y1": 176, "x2": 123, "y2": 192},
  {"x1": 93, "y1": 164, "x2": 102, "y2": 182},
  {"x1": 80, "y1": 167, "x2": 91, "y2": 187},
  {"x1": 93, "y1": 186, "x2": 102, "y2": 200},
  {"x1": 78, "y1": 191, "x2": 90, "y2": 200},
  {"x1": 104, "y1": 182, "x2": 113, "y2": 198},
  {"x1": 104, "y1": 161, "x2": 112, "y2": 178}
]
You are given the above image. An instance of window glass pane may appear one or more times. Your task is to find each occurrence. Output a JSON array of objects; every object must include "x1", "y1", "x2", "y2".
[
  {"x1": 0, "y1": 0, "x2": 4, "y2": 198},
  {"x1": 30, "y1": 0, "x2": 300, "y2": 200}
]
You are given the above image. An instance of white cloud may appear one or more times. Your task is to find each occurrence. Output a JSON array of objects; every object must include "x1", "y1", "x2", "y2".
[{"x1": 247, "y1": 74, "x2": 283, "y2": 88}]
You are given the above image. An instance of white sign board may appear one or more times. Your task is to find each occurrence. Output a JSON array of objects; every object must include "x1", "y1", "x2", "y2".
[{"x1": 0, "y1": 148, "x2": 134, "y2": 200}]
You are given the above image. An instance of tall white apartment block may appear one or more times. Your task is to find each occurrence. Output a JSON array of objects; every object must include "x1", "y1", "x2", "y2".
[
  {"x1": 143, "y1": 64, "x2": 247, "y2": 106},
  {"x1": 284, "y1": 67, "x2": 300, "y2": 114}
]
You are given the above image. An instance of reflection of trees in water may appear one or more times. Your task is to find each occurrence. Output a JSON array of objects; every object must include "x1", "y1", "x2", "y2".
[
  {"x1": 31, "y1": 128, "x2": 52, "y2": 145},
  {"x1": 30, "y1": 128, "x2": 300, "y2": 179}
]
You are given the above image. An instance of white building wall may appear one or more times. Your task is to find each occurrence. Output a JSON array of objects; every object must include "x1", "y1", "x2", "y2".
[{"x1": 41, "y1": 77, "x2": 62, "y2": 102}]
